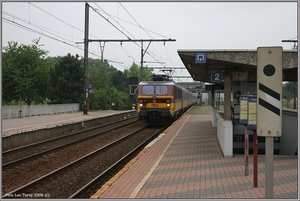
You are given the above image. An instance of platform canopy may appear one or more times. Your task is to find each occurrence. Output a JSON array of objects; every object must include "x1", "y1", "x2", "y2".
[{"x1": 177, "y1": 49, "x2": 298, "y2": 83}]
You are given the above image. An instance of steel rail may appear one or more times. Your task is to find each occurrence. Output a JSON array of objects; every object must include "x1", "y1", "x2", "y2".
[
  {"x1": 69, "y1": 125, "x2": 168, "y2": 198},
  {"x1": 2, "y1": 125, "x2": 149, "y2": 199},
  {"x1": 2, "y1": 117, "x2": 138, "y2": 167}
]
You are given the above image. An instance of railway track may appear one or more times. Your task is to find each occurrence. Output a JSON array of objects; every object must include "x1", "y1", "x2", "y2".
[
  {"x1": 2, "y1": 124, "x2": 166, "y2": 199},
  {"x1": 2, "y1": 115, "x2": 138, "y2": 166},
  {"x1": 2, "y1": 117, "x2": 145, "y2": 194}
]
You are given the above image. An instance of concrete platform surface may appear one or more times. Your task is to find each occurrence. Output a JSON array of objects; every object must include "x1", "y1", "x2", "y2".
[
  {"x1": 2, "y1": 110, "x2": 134, "y2": 136},
  {"x1": 93, "y1": 106, "x2": 298, "y2": 199}
]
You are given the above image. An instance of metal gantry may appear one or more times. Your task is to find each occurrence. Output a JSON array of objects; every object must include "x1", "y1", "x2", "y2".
[
  {"x1": 80, "y1": 3, "x2": 176, "y2": 114},
  {"x1": 88, "y1": 39, "x2": 176, "y2": 81}
]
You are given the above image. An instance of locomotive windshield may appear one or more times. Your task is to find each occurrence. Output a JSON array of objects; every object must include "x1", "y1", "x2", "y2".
[
  {"x1": 142, "y1": 85, "x2": 154, "y2": 94},
  {"x1": 155, "y1": 86, "x2": 168, "y2": 95},
  {"x1": 141, "y1": 85, "x2": 168, "y2": 95}
]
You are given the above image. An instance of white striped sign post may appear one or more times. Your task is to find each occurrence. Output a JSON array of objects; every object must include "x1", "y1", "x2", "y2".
[{"x1": 257, "y1": 46, "x2": 282, "y2": 199}]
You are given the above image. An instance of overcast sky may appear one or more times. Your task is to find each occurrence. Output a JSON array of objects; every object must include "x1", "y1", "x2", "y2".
[{"x1": 2, "y1": 2, "x2": 297, "y2": 82}]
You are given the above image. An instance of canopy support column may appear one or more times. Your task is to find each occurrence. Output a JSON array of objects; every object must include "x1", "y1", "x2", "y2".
[{"x1": 224, "y1": 69, "x2": 232, "y2": 119}]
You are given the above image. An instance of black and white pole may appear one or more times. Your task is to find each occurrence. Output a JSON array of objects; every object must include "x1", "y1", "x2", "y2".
[{"x1": 257, "y1": 47, "x2": 282, "y2": 198}]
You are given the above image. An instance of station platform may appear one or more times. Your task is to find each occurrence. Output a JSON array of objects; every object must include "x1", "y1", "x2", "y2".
[
  {"x1": 2, "y1": 110, "x2": 133, "y2": 136},
  {"x1": 93, "y1": 106, "x2": 298, "y2": 199}
]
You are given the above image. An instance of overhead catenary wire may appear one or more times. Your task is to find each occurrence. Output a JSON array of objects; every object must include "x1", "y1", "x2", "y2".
[
  {"x1": 90, "y1": 2, "x2": 172, "y2": 67},
  {"x1": 30, "y1": 1, "x2": 138, "y2": 65},
  {"x1": 117, "y1": 2, "x2": 167, "y2": 68},
  {"x1": 3, "y1": 2, "x2": 105, "y2": 57},
  {"x1": 3, "y1": 17, "x2": 101, "y2": 58},
  {"x1": 90, "y1": 3, "x2": 163, "y2": 66},
  {"x1": 30, "y1": 3, "x2": 108, "y2": 55},
  {"x1": 3, "y1": 3, "x2": 133, "y2": 68},
  {"x1": 29, "y1": 3, "x2": 82, "y2": 33},
  {"x1": 120, "y1": 45, "x2": 138, "y2": 65},
  {"x1": 88, "y1": 3, "x2": 143, "y2": 64},
  {"x1": 3, "y1": 10, "x2": 103, "y2": 58},
  {"x1": 90, "y1": 3, "x2": 133, "y2": 41},
  {"x1": 29, "y1": 3, "x2": 101, "y2": 41},
  {"x1": 3, "y1": 11, "x2": 82, "y2": 44},
  {"x1": 118, "y1": 2, "x2": 176, "y2": 68},
  {"x1": 4, "y1": 2, "x2": 180, "y2": 70},
  {"x1": 119, "y1": 2, "x2": 153, "y2": 40},
  {"x1": 118, "y1": 3, "x2": 173, "y2": 67},
  {"x1": 3, "y1": 7, "x2": 120, "y2": 61},
  {"x1": 94, "y1": 3, "x2": 170, "y2": 39},
  {"x1": 29, "y1": 3, "x2": 125, "y2": 64}
]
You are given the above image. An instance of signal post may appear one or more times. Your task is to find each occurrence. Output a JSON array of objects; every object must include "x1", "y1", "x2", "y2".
[{"x1": 257, "y1": 47, "x2": 282, "y2": 198}]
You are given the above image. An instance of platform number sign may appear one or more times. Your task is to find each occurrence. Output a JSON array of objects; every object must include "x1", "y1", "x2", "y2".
[
  {"x1": 257, "y1": 47, "x2": 282, "y2": 137},
  {"x1": 210, "y1": 70, "x2": 224, "y2": 83}
]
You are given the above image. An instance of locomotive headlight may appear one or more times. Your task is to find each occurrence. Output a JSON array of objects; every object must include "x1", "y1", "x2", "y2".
[
  {"x1": 166, "y1": 100, "x2": 170, "y2": 107},
  {"x1": 139, "y1": 99, "x2": 143, "y2": 107}
]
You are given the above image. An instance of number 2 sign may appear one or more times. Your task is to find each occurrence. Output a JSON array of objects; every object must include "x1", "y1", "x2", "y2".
[{"x1": 210, "y1": 70, "x2": 224, "y2": 83}]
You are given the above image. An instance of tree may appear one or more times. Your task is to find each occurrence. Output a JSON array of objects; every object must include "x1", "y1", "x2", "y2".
[
  {"x1": 92, "y1": 88, "x2": 110, "y2": 110},
  {"x1": 75, "y1": 59, "x2": 153, "y2": 110},
  {"x1": 282, "y1": 82, "x2": 297, "y2": 100},
  {"x1": 85, "y1": 58, "x2": 138, "y2": 110},
  {"x1": 49, "y1": 53, "x2": 82, "y2": 104},
  {"x1": 111, "y1": 70, "x2": 129, "y2": 92},
  {"x1": 124, "y1": 62, "x2": 152, "y2": 82},
  {"x1": 2, "y1": 39, "x2": 50, "y2": 105},
  {"x1": 282, "y1": 82, "x2": 297, "y2": 109}
]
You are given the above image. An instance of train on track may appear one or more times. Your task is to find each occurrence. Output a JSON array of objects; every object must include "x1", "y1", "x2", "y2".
[{"x1": 137, "y1": 75, "x2": 198, "y2": 124}]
